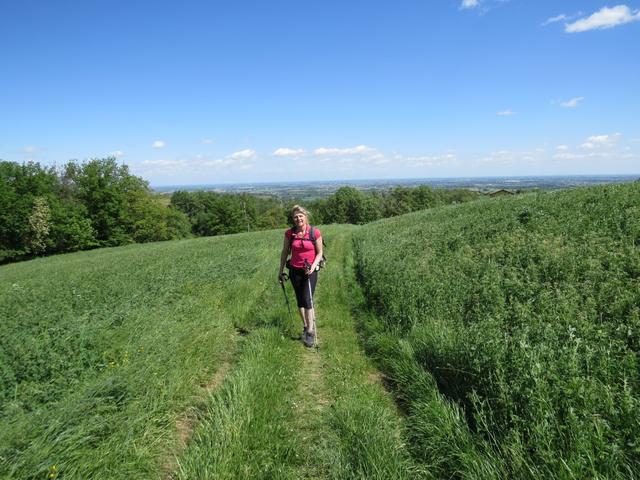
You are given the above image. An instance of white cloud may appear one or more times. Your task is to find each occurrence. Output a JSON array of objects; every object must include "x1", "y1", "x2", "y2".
[
  {"x1": 310, "y1": 144, "x2": 387, "y2": 167},
  {"x1": 478, "y1": 150, "x2": 516, "y2": 165},
  {"x1": 140, "y1": 159, "x2": 186, "y2": 171},
  {"x1": 580, "y1": 133, "x2": 622, "y2": 149},
  {"x1": 549, "y1": 133, "x2": 638, "y2": 164},
  {"x1": 313, "y1": 145, "x2": 375, "y2": 156},
  {"x1": 135, "y1": 149, "x2": 257, "y2": 176},
  {"x1": 554, "y1": 149, "x2": 621, "y2": 160},
  {"x1": 461, "y1": 0, "x2": 479, "y2": 9},
  {"x1": 201, "y1": 138, "x2": 214, "y2": 144},
  {"x1": 477, "y1": 149, "x2": 545, "y2": 166},
  {"x1": 402, "y1": 153, "x2": 457, "y2": 167},
  {"x1": 142, "y1": 159, "x2": 182, "y2": 166},
  {"x1": 560, "y1": 96, "x2": 584, "y2": 108},
  {"x1": 230, "y1": 148, "x2": 256, "y2": 160},
  {"x1": 565, "y1": 5, "x2": 640, "y2": 33},
  {"x1": 110, "y1": 150, "x2": 125, "y2": 158},
  {"x1": 497, "y1": 109, "x2": 516, "y2": 116},
  {"x1": 22, "y1": 145, "x2": 38, "y2": 153},
  {"x1": 273, "y1": 147, "x2": 305, "y2": 157},
  {"x1": 460, "y1": 0, "x2": 511, "y2": 15},
  {"x1": 201, "y1": 158, "x2": 238, "y2": 167},
  {"x1": 589, "y1": 134, "x2": 619, "y2": 143},
  {"x1": 554, "y1": 152, "x2": 588, "y2": 160},
  {"x1": 152, "y1": 140, "x2": 166, "y2": 149},
  {"x1": 542, "y1": 13, "x2": 567, "y2": 26}
]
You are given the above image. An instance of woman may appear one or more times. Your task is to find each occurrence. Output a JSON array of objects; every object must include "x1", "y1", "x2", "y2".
[{"x1": 279, "y1": 205, "x2": 323, "y2": 347}]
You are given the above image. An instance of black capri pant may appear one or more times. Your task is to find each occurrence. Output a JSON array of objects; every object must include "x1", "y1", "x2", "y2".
[{"x1": 288, "y1": 267, "x2": 318, "y2": 309}]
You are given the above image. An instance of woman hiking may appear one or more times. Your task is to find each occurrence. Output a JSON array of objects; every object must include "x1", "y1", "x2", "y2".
[{"x1": 279, "y1": 205, "x2": 323, "y2": 347}]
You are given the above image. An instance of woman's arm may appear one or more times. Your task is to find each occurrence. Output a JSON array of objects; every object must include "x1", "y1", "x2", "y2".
[
  {"x1": 279, "y1": 234, "x2": 290, "y2": 281},
  {"x1": 308, "y1": 234, "x2": 323, "y2": 274}
]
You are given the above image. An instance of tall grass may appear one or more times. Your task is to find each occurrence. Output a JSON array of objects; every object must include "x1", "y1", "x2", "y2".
[
  {"x1": 173, "y1": 329, "x2": 302, "y2": 480},
  {"x1": 354, "y1": 183, "x2": 640, "y2": 478},
  {"x1": 0, "y1": 231, "x2": 282, "y2": 479}
]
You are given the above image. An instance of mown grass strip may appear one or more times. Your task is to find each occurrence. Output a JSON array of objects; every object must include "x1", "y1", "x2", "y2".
[
  {"x1": 303, "y1": 226, "x2": 424, "y2": 479},
  {"x1": 172, "y1": 328, "x2": 303, "y2": 480}
]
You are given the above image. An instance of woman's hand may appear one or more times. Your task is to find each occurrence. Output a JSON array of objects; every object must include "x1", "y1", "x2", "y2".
[{"x1": 305, "y1": 262, "x2": 318, "y2": 276}]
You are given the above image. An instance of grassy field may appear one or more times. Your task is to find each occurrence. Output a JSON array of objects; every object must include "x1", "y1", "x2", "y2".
[
  {"x1": 1, "y1": 225, "x2": 416, "y2": 479},
  {"x1": 354, "y1": 183, "x2": 640, "y2": 478},
  {"x1": 2, "y1": 183, "x2": 639, "y2": 479},
  {"x1": 0, "y1": 231, "x2": 283, "y2": 478}
]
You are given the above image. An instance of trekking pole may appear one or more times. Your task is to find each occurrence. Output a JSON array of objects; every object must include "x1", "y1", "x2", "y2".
[
  {"x1": 304, "y1": 260, "x2": 319, "y2": 350},
  {"x1": 279, "y1": 273, "x2": 294, "y2": 325}
]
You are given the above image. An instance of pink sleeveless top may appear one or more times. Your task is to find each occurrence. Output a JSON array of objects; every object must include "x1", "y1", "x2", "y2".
[{"x1": 285, "y1": 226, "x2": 321, "y2": 269}]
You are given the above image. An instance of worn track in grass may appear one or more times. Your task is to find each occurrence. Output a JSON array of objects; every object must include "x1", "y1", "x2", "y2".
[{"x1": 169, "y1": 225, "x2": 423, "y2": 479}]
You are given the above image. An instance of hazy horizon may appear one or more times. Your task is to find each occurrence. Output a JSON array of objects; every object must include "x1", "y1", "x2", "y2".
[{"x1": 150, "y1": 173, "x2": 640, "y2": 192}]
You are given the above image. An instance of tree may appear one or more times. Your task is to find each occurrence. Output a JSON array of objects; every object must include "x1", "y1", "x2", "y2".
[
  {"x1": 130, "y1": 195, "x2": 191, "y2": 242},
  {"x1": 64, "y1": 157, "x2": 152, "y2": 245},
  {"x1": 383, "y1": 187, "x2": 413, "y2": 217},
  {"x1": 0, "y1": 161, "x2": 59, "y2": 262},
  {"x1": 410, "y1": 185, "x2": 439, "y2": 211},
  {"x1": 26, "y1": 196, "x2": 51, "y2": 255}
]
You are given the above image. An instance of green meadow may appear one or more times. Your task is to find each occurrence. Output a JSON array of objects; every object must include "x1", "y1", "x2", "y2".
[
  {"x1": 355, "y1": 182, "x2": 640, "y2": 478},
  {"x1": 1, "y1": 182, "x2": 639, "y2": 479}
]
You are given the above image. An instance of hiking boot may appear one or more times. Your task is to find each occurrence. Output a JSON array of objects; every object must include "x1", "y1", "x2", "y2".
[
  {"x1": 304, "y1": 329, "x2": 315, "y2": 347},
  {"x1": 301, "y1": 327, "x2": 307, "y2": 341}
]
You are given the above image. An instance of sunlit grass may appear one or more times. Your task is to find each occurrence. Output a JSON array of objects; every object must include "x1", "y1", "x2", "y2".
[
  {"x1": 0, "y1": 231, "x2": 282, "y2": 478},
  {"x1": 355, "y1": 183, "x2": 640, "y2": 478}
]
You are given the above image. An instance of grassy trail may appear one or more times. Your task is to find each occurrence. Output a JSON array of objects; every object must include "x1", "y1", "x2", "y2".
[
  {"x1": 170, "y1": 226, "x2": 423, "y2": 479},
  {"x1": 1, "y1": 226, "x2": 421, "y2": 478}
]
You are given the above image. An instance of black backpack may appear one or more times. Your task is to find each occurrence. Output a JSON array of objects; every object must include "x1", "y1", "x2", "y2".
[{"x1": 288, "y1": 225, "x2": 326, "y2": 269}]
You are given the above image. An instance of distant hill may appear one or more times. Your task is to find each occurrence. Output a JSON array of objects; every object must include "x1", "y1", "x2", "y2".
[{"x1": 152, "y1": 174, "x2": 640, "y2": 199}]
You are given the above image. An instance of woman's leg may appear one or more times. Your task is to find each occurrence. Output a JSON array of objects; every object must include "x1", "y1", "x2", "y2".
[
  {"x1": 290, "y1": 268, "x2": 309, "y2": 334},
  {"x1": 298, "y1": 307, "x2": 307, "y2": 331},
  {"x1": 291, "y1": 268, "x2": 318, "y2": 344},
  {"x1": 305, "y1": 307, "x2": 315, "y2": 334}
]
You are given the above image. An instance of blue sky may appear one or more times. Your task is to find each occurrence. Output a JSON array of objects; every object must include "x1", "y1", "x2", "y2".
[{"x1": 1, "y1": 0, "x2": 639, "y2": 185}]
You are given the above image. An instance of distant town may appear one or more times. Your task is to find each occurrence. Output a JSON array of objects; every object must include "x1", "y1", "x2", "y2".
[{"x1": 153, "y1": 174, "x2": 640, "y2": 201}]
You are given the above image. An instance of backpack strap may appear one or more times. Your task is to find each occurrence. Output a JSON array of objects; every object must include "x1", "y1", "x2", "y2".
[{"x1": 288, "y1": 226, "x2": 318, "y2": 246}]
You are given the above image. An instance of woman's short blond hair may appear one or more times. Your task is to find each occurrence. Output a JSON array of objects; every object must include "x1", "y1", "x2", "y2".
[{"x1": 290, "y1": 205, "x2": 310, "y2": 222}]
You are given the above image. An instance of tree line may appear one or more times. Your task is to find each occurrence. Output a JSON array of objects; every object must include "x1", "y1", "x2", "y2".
[
  {"x1": 0, "y1": 158, "x2": 190, "y2": 264},
  {"x1": 307, "y1": 185, "x2": 479, "y2": 225},
  {"x1": 169, "y1": 185, "x2": 480, "y2": 234},
  {"x1": 1, "y1": 157, "x2": 480, "y2": 264}
]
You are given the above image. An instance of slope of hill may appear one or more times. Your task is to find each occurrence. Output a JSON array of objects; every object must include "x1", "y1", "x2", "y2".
[
  {"x1": 3, "y1": 182, "x2": 639, "y2": 479},
  {"x1": 1, "y1": 226, "x2": 419, "y2": 479},
  {"x1": 0, "y1": 232, "x2": 283, "y2": 477},
  {"x1": 354, "y1": 183, "x2": 640, "y2": 478}
]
